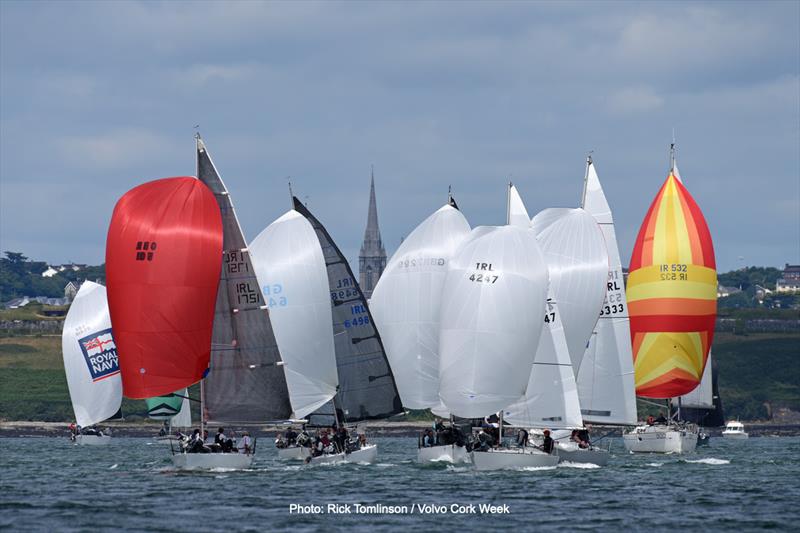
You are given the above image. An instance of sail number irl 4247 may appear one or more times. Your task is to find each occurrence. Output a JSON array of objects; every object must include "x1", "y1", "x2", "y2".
[{"x1": 468, "y1": 263, "x2": 499, "y2": 284}]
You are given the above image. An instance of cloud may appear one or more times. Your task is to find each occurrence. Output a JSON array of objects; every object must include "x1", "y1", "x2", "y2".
[
  {"x1": 606, "y1": 86, "x2": 664, "y2": 115},
  {"x1": 55, "y1": 129, "x2": 180, "y2": 171}
]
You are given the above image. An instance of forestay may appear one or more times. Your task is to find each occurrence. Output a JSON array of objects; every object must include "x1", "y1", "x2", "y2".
[
  {"x1": 531, "y1": 208, "x2": 608, "y2": 373},
  {"x1": 577, "y1": 159, "x2": 638, "y2": 425},
  {"x1": 249, "y1": 209, "x2": 339, "y2": 419},
  {"x1": 293, "y1": 197, "x2": 402, "y2": 422},
  {"x1": 438, "y1": 225, "x2": 549, "y2": 418},
  {"x1": 197, "y1": 137, "x2": 292, "y2": 422},
  {"x1": 62, "y1": 281, "x2": 122, "y2": 427},
  {"x1": 370, "y1": 199, "x2": 471, "y2": 410}
]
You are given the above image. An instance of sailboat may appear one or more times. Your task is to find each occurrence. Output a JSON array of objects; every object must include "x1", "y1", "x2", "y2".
[
  {"x1": 62, "y1": 281, "x2": 122, "y2": 445},
  {"x1": 503, "y1": 184, "x2": 610, "y2": 466},
  {"x1": 106, "y1": 174, "x2": 228, "y2": 467},
  {"x1": 288, "y1": 196, "x2": 402, "y2": 464},
  {"x1": 249, "y1": 198, "x2": 339, "y2": 461},
  {"x1": 623, "y1": 146, "x2": 718, "y2": 454},
  {"x1": 577, "y1": 156, "x2": 638, "y2": 433},
  {"x1": 190, "y1": 136, "x2": 294, "y2": 468},
  {"x1": 438, "y1": 189, "x2": 555, "y2": 470},
  {"x1": 370, "y1": 194, "x2": 472, "y2": 464}
]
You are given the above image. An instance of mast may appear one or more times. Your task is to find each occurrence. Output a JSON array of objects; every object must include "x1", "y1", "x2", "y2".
[
  {"x1": 670, "y1": 142, "x2": 676, "y2": 173},
  {"x1": 580, "y1": 152, "x2": 592, "y2": 208},
  {"x1": 506, "y1": 182, "x2": 512, "y2": 226}
]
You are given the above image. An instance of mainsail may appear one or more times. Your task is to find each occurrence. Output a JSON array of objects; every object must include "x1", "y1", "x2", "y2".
[
  {"x1": 438, "y1": 225, "x2": 549, "y2": 418},
  {"x1": 249, "y1": 208, "x2": 339, "y2": 419},
  {"x1": 370, "y1": 197, "x2": 471, "y2": 410},
  {"x1": 292, "y1": 197, "x2": 402, "y2": 422},
  {"x1": 576, "y1": 158, "x2": 638, "y2": 425},
  {"x1": 531, "y1": 208, "x2": 608, "y2": 373},
  {"x1": 62, "y1": 281, "x2": 122, "y2": 427},
  {"x1": 503, "y1": 185, "x2": 583, "y2": 429},
  {"x1": 106, "y1": 177, "x2": 222, "y2": 399},
  {"x1": 197, "y1": 137, "x2": 292, "y2": 422},
  {"x1": 627, "y1": 154, "x2": 717, "y2": 398}
]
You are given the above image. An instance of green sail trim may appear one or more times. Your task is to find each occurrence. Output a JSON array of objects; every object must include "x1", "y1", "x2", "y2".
[{"x1": 145, "y1": 393, "x2": 183, "y2": 419}]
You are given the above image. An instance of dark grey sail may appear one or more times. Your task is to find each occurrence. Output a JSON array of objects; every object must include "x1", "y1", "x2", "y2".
[
  {"x1": 293, "y1": 196, "x2": 402, "y2": 422},
  {"x1": 197, "y1": 137, "x2": 291, "y2": 423}
]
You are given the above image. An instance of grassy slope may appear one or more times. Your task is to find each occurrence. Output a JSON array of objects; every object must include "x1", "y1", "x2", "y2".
[{"x1": 1, "y1": 332, "x2": 798, "y2": 422}]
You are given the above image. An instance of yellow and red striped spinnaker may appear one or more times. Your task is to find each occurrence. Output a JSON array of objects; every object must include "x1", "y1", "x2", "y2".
[{"x1": 627, "y1": 171, "x2": 716, "y2": 398}]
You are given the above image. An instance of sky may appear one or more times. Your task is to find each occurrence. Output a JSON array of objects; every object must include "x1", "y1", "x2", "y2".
[{"x1": 1, "y1": 0, "x2": 798, "y2": 273}]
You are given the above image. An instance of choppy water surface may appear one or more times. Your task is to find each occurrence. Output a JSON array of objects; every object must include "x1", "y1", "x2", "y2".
[{"x1": 1, "y1": 436, "x2": 798, "y2": 531}]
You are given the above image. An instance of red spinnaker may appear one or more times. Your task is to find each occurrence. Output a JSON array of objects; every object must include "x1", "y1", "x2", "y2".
[{"x1": 106, "y1": 177, "x2": 223, "y2": 399}]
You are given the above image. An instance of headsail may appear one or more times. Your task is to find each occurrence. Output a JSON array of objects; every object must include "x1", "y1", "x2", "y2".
[
  {"x1": 171, "y1": 391, "x2": 193, "y2": 428},
  {"x1": 370, "y1": 201, "x2": 471, "y2": 409},
  {"x1": 249, "y1": 209, "x2": 339, "y2": 419},
  {"x1": 507, "y1": 183, "x2": 531, "y2": 227},
  {"x1": 627, "y1": 159, "x2": 717, "y2": 398},
  {"x1": 62, "y1": 281, "x2": 122, "y2": 427},
  {"x1": 106, "y1": 177, "x2": 222, "y2": 399},
  {"x1": 438, "y1": 225, "x2": 549, "y2": 418},
  {"x1": 292, "y1": 197, "x2": 402, "y2": 422},
  {"x1": 531, "y1": 208, "x2": 608, "y2": 373},
  {"x1": 504, "y1": 296, "x2": 583, "y2": 429},
  {"x1": 577, "y1": 158, "x2": 638, "y2": 425},
  {"x1": 197, "y1": 137, "x2": 292, "y2": 422},
  {"x1": 502, "y1": 185, "x2": 582, "y2": 428}
]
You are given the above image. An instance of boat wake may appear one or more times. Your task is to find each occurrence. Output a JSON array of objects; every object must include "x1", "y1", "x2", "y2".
[
  {"x1": 558, "y1": 461, "x2": 601, "y2": 469},
  {"x1": 646, "y1": 462, "x2": 664, "y2": 467},
  {"x1": 683, "y1": 458, "x2": 730, "y2": 465},
  {"x1": 516, "y1": 466, "x2": 558, "y2": 472}
]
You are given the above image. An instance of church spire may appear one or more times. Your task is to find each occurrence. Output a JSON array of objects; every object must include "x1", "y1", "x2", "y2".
[{"x1": 359, "y1": 165, "x2": 387, "y2": 298}]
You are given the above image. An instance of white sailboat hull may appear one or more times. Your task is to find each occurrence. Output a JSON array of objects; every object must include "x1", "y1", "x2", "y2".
[
  {"x1": 556, "y1": 446, "x2": 609, "y2": 466},
  {"x1": 171, "y1": 453, "x2": 254, "y2": 470},
  {"x1": 277, "y1": 446, "x2": 312, "y2": 461},
  {"x1": 75, "y1": 434, "x2": 112, "y2": 445},
  {"x1": 471, "y1": 448, "x2": 558, "y2": 471},
  {"x1": 306, "y1": 444, "x2": 378, "y2": 465},
  {"x1": 417, "y1": 445, "x2": 470, "y2": 464},
  {"x1": 623, "y1": 425, "x2": 698, "y2": 454}
]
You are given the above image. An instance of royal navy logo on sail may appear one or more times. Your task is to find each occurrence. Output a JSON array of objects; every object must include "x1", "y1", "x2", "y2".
[{"x1": 78, "y1": 328, "x2": 120, "y2": 381}]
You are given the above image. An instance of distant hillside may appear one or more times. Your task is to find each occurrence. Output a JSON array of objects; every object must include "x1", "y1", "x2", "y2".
[
  {"x1": 0, "y1": 251, "x2": 104, "y2": 302},
  {"x1": 1, "y1": 331, "x2": 797, "y2": 423}
]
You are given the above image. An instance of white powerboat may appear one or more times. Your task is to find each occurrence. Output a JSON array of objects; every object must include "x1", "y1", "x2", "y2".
[
  {"x1": 722, "y1": 421, "x2": 749, "y2": 439},
  {"x1": 623, "y1": 424, "x2": 698, "y2": 454}
]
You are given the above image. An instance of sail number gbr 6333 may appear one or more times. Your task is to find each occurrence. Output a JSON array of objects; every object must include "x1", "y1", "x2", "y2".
[{"x1": 468, "y1": 262, "x2": 499, "y2": 284}]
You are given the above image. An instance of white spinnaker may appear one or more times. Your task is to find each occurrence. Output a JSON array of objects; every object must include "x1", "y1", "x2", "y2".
[
  {"x1": 504, "y1": 295, "x2": 583, "y2": 428},
  {"x1": 531, "y1": 208, "x2": 608, "y2": 373},
  {"x1": 676, "y1": 351, "x2": 714, "y2": 409},
  {"x1": 438, "y1": 225, "x2": 549, "y2": 418},
  {"x1": 171, "y1": 389, "x2": 192, "y2": 428},
  {"x1": 507, "y1": 184, "x2": 531, "y2": 227},
  {"x1": 577, "y1": 160, "x2": 638, "y2": 425},
  {"x1": 62, "y1": 281, "x2": 122, "y2": 427},
  {"x1": 250, "y1": 210, "x2": 338, "y2": 419},
  {"x1": 370, "y1": 203, "x2": 471, "y2": 409}
]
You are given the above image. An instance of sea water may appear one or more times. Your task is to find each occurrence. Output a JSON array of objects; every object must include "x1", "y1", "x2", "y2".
[{"x1": 1, "y1": 436, "x2": 798, "y2": 531}]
